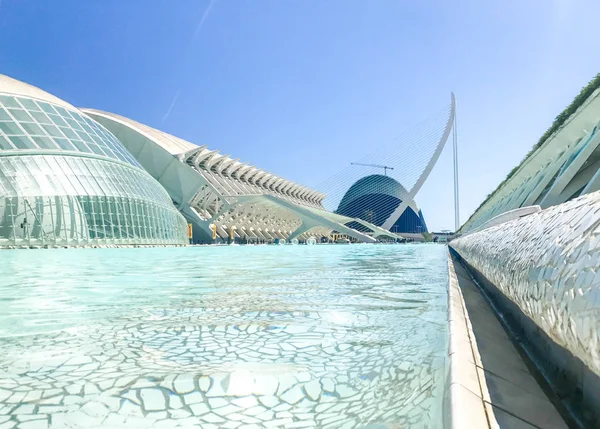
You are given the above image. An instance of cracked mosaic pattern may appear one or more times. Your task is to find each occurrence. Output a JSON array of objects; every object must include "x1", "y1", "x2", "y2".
[
  {"x1": 451, "y1": 191, "x2": 600, "y2": 377},
  {"x1": 0, "y1": 245, "x2": 448, "y2": 428}
]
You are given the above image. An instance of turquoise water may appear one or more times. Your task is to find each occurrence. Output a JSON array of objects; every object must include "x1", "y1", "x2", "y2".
[{"x1": 0, "y1": 244, "x2": 448, "y2": 429}]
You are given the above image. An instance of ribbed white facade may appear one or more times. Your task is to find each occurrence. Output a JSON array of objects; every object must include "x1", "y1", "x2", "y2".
[
  {"x1": 460, "y1": 87, "x2": 600, "y2": 234},
  {"x1": 85, "y1": 110, "x2": 399, "y2": 243}
]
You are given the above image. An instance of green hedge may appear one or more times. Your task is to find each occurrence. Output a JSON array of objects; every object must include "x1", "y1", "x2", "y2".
[{"x1": 462, "y1": 72, "x2": 600, "y2": 229}]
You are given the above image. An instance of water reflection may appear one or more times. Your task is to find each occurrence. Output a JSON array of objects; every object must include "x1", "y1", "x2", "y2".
[{"x1": 0, "y1": 244, "x2": 448, "y2": 428}]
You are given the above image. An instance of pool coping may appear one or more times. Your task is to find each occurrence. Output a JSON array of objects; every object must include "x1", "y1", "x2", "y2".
[
  {"x1": 445, "y1": 249, "x2": 569, "y2": 429},
  {"x1": 445, "y1": 250, "x2": 490, "y2": 428}
]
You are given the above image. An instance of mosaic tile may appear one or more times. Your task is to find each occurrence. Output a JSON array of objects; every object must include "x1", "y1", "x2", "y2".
[
  {"x1": 0, "y1": 245, "x2": 448, "y2": 428},
  {"x1": 452, "y1": 192, "x2": 600, "y2": 377}
]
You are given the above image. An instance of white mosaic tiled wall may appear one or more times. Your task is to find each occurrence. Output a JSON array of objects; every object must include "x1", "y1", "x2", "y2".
[{"x1": 450, "y1": 191, "x2": 600, "y2": 377}]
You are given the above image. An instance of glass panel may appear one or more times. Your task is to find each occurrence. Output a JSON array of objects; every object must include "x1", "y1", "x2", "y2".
[
  {"x1": 108, "y1": 199, "x2": 119, "y2": 238},
  {"x1": 87, "y1": 144, "x2": 106, "y2": 156},
  {"x1": 76, "y1": 130, "x2": 93, "y2": 143},
  {"x1": 0, "y1": 122, "x2": 24, "y2": 136},
  {"x1": 0, "y1": 172, "x2": 7, "y2": 196},
  {"x1": 80, "y1": 122, "x2": 94, "y2": 134},
  {"x1": 59, "y1": 127, "x2": 77, "y2": 139},
  {"x1": 15, "y1": 158, "x2": 41, "y2": 195},
  {"x1": 68, "y1": 139, "x2": 92, "y2": 153},
  {"x1": 129, "y1": 200, "x2": 140, "y2": 237},
  {"x1": 65, "y1": 118, "x2": 83, "y2": 131},
  {"x1": 53, "y1": 106, "x2": 70, "y2": 117},
  {"x1": 118, "y1": 199, "x2": 129, "y2": 239},
  {"x1": 38, "y1": 102, "x2": 57, "y2": 115},
  {"x1": 76, "y1": 158, "x2": 102, "y2": 195},
  {"x1": 23, "y1": 158, "x2": 51, "y2": 197},
  {"x1": 92, "y1": 196, "x2": 104, "y2": 233},
  {"x1": 112, "y1": 152, "x2": 127, "y2": 164},
  {"x1": 0, "y1": 109, "x2": 11, "y2": 121},
  {"x1": 21, "y1": 122, "x2": 45, "y2": 136},
  {"x1": 9, "y1": 135, "x2": 36, "y2": 149},
  {"x1": 42, "y1": 124, "x2": 64, "y2": 138},
  {"x1": 107, "y1": 166, "x2": 126, "y2": 194},
  {"x1": 9, "y1": 109, "x2": 34, "y2": 122},
  {"x1": 84, "y1": 118, "x2": 101, "y2": 130},
  {"x1": 78, "y1": 195, "x2": 90, "y2": 231},
  {"x1": 116, "y1": 198, "x2": 127, "y2": 239},
  {"x1": 0, "y1": 134, "x2": 15, "y2": 150},
  {"x1": 85, "y1": 127, "x2": 101, "y2": 140},
  {"x1": 83, "y1": 197, "x2": 95, "y2": 238},
  {"x1": 48, "y1": 114, "x2": 67, "y2": 127},
  {"x1": 138, "y1": 203, "x2": 148, "y2": 239},
  {"x1": 120, "y1": 199, "x2": 131, "y2": 238},
  {"x1": 0, "y1": 95, "x2": 20, "y2": 108},
  {"x1": 32, "y1": 136, "x2": 59, "y2": 150},
  {"x1": 18, "y1": 98, "x2": 40, "y2": 111},
  {"x1": 101, "y1": 147, "x2": 117, "y2": 159},
  {"x1": 2, "y1": 156, "x2": 17, "y2": 174},
  {"x1": 31, "y1": 111, "x2": 52, "y2": 124},
  {"x1": 58, "y1": 157, "x2": 85, "y2": 195},
  {"x1": 99, "y1": 197, "x2": 109, "y2": 238},
  {"x1": 90, "y1": 134, "x2": 107, "y2": 146},
  {"x1": 53, "y1": 138, "x2": 76, "y2": 151},
  {"x1": 69, "y1": 111, "x2": 85, "y2": 123}
]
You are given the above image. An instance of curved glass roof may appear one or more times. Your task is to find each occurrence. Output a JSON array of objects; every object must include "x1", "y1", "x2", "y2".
[
  {"x1": 0, "y1": 75, "x2": 188, "y2": 247},
  {"x1": 0, "y1": 94, "x2": 141, "y2": 168},
  {"x1": 337, "y1": 174, "x2": 411, "y2": 212},
  {"x1": 0, "y1": 74, "x2": 76, "y2": 110}
]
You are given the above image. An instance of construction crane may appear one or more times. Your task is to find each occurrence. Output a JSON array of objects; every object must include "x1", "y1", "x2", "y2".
[{"x1": 350, "y1": 163, "x2": 394, "y2": 176}]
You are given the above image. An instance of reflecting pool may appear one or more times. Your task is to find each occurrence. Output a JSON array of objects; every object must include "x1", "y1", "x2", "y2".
[{"x1": 0, "y1": 244, "x2": 448, "y2": 429}]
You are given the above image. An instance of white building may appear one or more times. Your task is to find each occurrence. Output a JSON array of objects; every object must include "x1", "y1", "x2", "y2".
[
  {"x1": 460, "y1": 82, "x2": 600, "y2": 234},
  {"x1": 84, "y1": 109, "x2": 400, "y2": 244}
]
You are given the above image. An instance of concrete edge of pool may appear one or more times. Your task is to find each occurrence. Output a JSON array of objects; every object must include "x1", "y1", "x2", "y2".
[{"x1": 444, "y1": 251, "x2": 569, "y2": 429}]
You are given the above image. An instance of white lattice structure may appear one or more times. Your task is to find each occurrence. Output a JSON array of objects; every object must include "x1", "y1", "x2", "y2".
[{"x1": 84, "y1": 109, "x2": 399, "y2": 243}]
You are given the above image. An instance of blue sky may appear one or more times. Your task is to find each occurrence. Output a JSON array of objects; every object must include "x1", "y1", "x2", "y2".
[{"x1": 1, "y1": 0, "x2": 600, "y2": 231}]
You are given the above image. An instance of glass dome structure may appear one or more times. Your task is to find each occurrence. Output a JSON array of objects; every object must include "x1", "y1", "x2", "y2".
[
  {"x1": 0, "y1": 75, "x2": 188, "y2": 247},
  {"x1": 336, "y1": 174, "x2": 428, "y2": 234}
]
